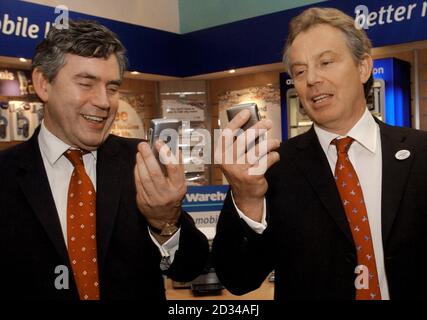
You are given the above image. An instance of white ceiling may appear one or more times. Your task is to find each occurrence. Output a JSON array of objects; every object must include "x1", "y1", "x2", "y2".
[{"x1": 21, "y1": 0, "x2": 181, "y2": 33}]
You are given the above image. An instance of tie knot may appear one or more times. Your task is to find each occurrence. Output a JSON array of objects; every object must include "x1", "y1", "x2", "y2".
[
  {"x1": 64, "y1": 149, "x2": 86, "y2": 167},
  {"x1": 332, "y1": 137, "x2": 354, "y2": 154}
]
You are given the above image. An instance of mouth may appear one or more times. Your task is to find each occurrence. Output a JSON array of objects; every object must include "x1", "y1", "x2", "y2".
[
  {"x1": 81, "y1": 114, "x2": 108, "y2": 127},
  {"x1": 311, "y1": 93, "x2": 334, "y2": 107}
]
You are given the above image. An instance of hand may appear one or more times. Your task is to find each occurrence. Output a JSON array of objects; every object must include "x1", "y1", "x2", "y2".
[
  {"x1": 215, "y1": 110, "x2": 280, "y2": 222},
  {"x1": 134, "y1": 141, "x2": 187, "y2": 233}
]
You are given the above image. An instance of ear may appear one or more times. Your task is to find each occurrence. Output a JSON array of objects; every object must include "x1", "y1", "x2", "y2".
[
  {"x1": 359, "y1": 54, "x2": 373, "y2": 84},
  {"x1": 32, "y1": 68, "x2": 50, "y2": 102}
]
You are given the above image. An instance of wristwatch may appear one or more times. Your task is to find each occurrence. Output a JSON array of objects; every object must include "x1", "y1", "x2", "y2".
[{"x1": 149, "y1": 222, "x2": 179, "y2": 236}]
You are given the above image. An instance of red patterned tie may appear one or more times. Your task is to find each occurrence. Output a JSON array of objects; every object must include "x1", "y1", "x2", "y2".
[
  {"x1": 64, "y1": 149, "x2": 100, "y2": 300},
  {"x1": 332, "y1": 137, "x2": 381, "y2": 300}
]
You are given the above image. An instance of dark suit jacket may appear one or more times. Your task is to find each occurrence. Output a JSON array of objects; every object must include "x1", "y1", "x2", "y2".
[
  {"x1": 0, "y1": 131, "x2": 209, "y2": 300},
  {"x1": 213, "y1": 120, "x2": 427, "y2": 300}
]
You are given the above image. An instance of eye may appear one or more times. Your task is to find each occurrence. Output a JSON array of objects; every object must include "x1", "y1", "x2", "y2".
[
  {"x1": 321, "y1": 60, "x2": 333, "y2": 66},
  {"x1": 79, "y1": 83, "x2": 92, "y2": 88},
  {"x1": 293, "y1": 68, "x2": 306, "y2": 78},
  {"x1": 107, "y1": 86, "x2": 119, "y2": 95}
]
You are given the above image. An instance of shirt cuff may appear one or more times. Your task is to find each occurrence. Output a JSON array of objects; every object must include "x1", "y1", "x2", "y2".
[
  {"x1": 148, "y1": 227, "x2": 180, "y2": 270},
  {"x1": 230, "y1": 190, "x2": 267, "y2": 234}
]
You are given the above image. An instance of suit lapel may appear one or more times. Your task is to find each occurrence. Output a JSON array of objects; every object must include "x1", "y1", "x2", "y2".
[
  {"x1": 95, "y1": 136, "x2": 123, "y2": 267},
  {"x1": 294, "y1": 128, "x2": 354, "y2": 244},
  {"x1": 379, "y1": 122, "x2": 414, "y2": 245},
  {"x1": 17, "y1": 132, "x2": 70, "y2": 264}
]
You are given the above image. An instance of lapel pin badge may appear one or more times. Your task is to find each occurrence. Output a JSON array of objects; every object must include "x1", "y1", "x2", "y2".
[{"x1": 395, "y1": 149, "x2": 411, "y2": 161}]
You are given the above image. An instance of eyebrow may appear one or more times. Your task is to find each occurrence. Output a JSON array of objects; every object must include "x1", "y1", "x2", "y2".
[
  {"x1": 73, "y1": 72, "x2": 122, "y2": 86},
  {"x1": 290, "y1": 50, "x2": 337, "y2": 69},
  {"x1": 317, "y1": 50, "x2": 336, "y2": 59}
]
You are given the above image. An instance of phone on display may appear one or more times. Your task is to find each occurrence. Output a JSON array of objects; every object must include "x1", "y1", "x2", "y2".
[
  {"x1": 147, "y1": 118, "x2": 181, "y2": 174},
  {"x1": 226, "y1": 102, "x2": 261, "y2": 131}
]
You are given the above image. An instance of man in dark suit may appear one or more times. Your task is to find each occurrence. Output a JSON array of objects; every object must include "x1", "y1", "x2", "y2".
[
  {"x1": 212, "y1": 7, "x2": 427, "y2": 300},
  {"x1": 0, "y1": 20, "x2": 208, "y2": 300}
]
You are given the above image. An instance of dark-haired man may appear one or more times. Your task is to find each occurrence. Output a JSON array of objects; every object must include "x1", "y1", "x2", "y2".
[{"x1": 0, "y1": 20, "x2": 208, "y2": 300}]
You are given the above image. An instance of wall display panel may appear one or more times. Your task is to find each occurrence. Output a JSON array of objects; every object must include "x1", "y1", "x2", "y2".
[
  {"x1": 0, "y1": 101, "x2": 11, "y2": 141},
  {"x1": 162, "y1": 99, "x2": 206, "y2": 122},
  {"x1": 0, "y1": 67, "x2": 43, "y2": 149},
  {"x1": 111, "y1": 93, "x2": 146, "y2": 139},
  {"x1": 0, "y1": 69, "x2": 34, "y2": 96},
  {"x1": 160, "y1": 81, "x2": 210, "y2": 186}
]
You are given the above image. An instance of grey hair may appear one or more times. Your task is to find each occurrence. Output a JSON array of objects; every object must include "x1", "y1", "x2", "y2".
[
  {"x1": 283, "y1": 7, "x2": 373, "y2": 98},
  {"x1": 31, "y1": 19, "x2": 128, "y2": 82}
]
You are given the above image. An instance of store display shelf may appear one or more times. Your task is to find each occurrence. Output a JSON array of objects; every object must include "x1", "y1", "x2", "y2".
[
  {"x1": 0, "y1": 94, "x2": 39, "y2": 101},
  {"x1": 0, "y1": 141, "x2": 22, "y2": 151}
]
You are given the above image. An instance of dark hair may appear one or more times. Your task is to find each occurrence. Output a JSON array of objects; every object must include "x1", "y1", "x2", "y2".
[
  {"x1": 32, "y1": 19, "x2": 128, "y2": 82},
  {"x1": 283, "y1": 7, "x2": 373, "y2": 98}
]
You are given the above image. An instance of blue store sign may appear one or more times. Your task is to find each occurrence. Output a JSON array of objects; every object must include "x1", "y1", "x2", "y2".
[
  {"x1": 182, "y1": 185, "x2": 229, "y2": 234},
  {"x1": 1, "y1": 0, "x2": 426, "y2": 76}
]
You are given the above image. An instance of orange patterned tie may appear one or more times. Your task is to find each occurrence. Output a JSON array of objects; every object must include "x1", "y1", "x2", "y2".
[
  {"x1": 64, "y1": 149, "x2": 100, "y2": 300},
  {"x1": 332, "y1": 137, "x2": 381, "y2": 300}
]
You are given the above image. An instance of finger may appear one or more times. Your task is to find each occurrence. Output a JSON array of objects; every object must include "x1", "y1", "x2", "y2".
[
  {"x1": 136, "y1": 151, "x2": 157, "y2": 198},
  {"x1": 214, "y1": 132, "x2": 234, "y2": 164},
  {"x1": 157, "y1": 140, "x2": 178, "y2": 166},
  {"x1": 136, "y1": 144, "x2": 164, "y2": 198},
  {"x1": 220, "y1": 110, "x2": 253, "y2": 151},
  {"x1": 258, "y1": 151, "x2": 281, "y2": 171},
  {"x1": 138, "y1": 141, "x2": 168, "y2": 192},
  {"x1": 239, "y1": 118, "x2": 273, "y2": 149},
  {"x1": 167, "y1": 149, "x2": 186, "y2": 187},
  {"x1": 234, "y1": 123, "x2": 274, "y2": 160},
  {"x1": 266, "y1": 151, "x2": 281, "y2": 169},
  {"x1": 134, "y1": 163, "x2": 150, "y2": 205},
  {"x1": 247, "y1": 151, "x2": 280, "y2": 176},
  {"x1": 157, "y1": 140, "x2": 184, "y2": 185},
  {"x1": 244, "y1": 139, "x2": 281, "y2": 165}
]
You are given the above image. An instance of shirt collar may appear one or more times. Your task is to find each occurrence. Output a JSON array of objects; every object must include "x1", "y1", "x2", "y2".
[
  {"x1": 314, "y1": 108, "x2": 379, "y2": 155},
  {"x1": 38, "y1": 121, "x2": 97, "y2": 166}
]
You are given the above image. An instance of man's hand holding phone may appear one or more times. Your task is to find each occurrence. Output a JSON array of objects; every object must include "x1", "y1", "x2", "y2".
[
  {"x1": 134, "y1": 139, "x2": 186, "y2": 242},
  {"x1": 215, "y1": 109, "x2": 280, "y2": 223}
]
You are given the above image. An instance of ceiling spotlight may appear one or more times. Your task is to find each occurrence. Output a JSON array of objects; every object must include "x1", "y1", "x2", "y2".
[
  {"x1": 19, "y1": 58, "x2": 27, "y2": 62},
  {"x1": 228, "y1": 69, "x2": 236, "y2": 74}
]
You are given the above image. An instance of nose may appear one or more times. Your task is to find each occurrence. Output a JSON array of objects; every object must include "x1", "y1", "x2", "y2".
[
  {"x1": 92, "y1": 85, "x2": 110, "y2": 110},
  {"x1": 306, "y1": 66, "x2": 322, "y2": 87}
]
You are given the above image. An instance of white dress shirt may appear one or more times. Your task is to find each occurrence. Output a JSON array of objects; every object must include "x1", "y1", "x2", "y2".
[
  {"x1": 234, "y1": 108, "x2": 390, "y2": 299},
  {"x1": 38, "y1": 122, "x2": 179, "y2": 266}
]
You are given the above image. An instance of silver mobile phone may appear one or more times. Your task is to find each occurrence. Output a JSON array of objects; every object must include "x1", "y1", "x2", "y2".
[
  {"x1": 226, "y1": 102, "x2": 261, "y2": 131},
  {"x1": 147, "y1": 118, "x2": 180, "y2": 174}
]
